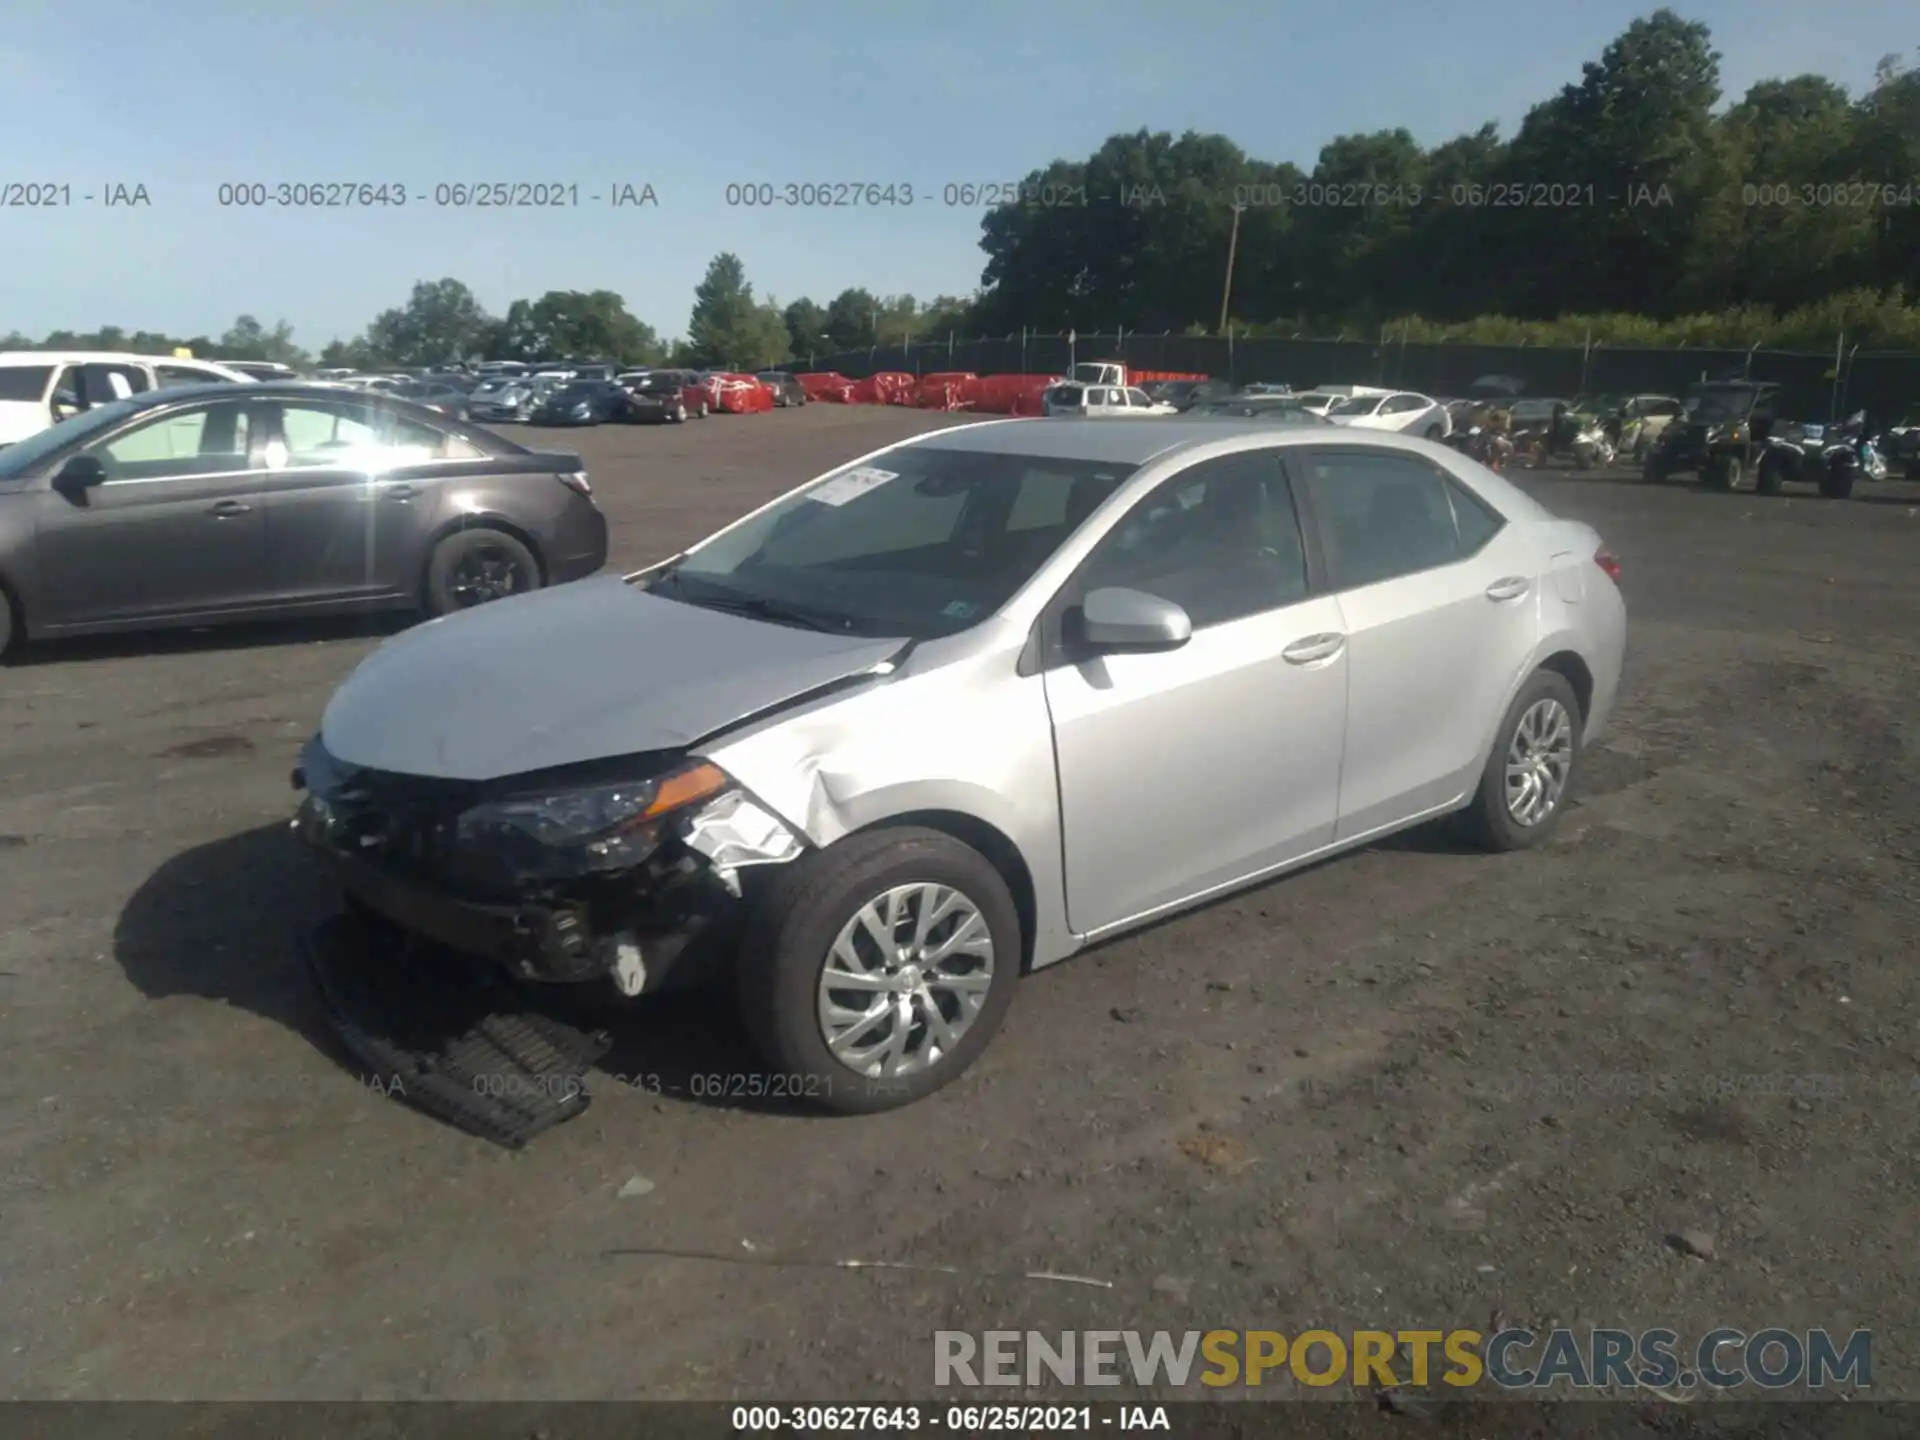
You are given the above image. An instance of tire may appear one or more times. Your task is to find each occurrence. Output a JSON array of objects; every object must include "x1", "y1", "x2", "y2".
[
  {"x1": 1820, "y1": 465, "x2": 1857, "y2": 500},
  {"x1": 0, "y1": 581, "x2": 20, "y2": 660},
  {"x1": 1642, "y1": 457, "x2": 1665, "y2": 483},
  {"x1": 423, "y1": 528, "x2": 542, "y2": 617},
  {"x1": 734, "y1": 826, "x2": 1022, "y2": 1114},
  {"x1": 671, "y1": 402, "x2": 687, "y2": 423},
  {"x1": 1756, "y1": 455, "x2": 1786, "y2": 496},
  {"x1": 698, "y1": 401, "x2": 710, "y2": 418},
  {"x1": 1458, "y1": 669, "x2": 1583, "y2": 852},
  {"x1": 1702, "y1": 456, "x2": 1738, "y2": 490}
]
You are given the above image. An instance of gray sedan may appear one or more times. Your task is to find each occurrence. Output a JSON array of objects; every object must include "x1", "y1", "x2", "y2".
[
  {"x1": 0, "y1": 382, "x2": 607, "y2": 652},
  {"x1": 295, "y1": 418, "x2": 1625, "y2": 1125}
]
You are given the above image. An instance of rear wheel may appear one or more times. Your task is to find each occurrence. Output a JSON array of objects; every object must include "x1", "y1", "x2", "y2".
[
  {"x1": 1642, "y1": 456, "x2": 1666, "y2": 483},
  {"x1": 1459, "y1": 669, "x2": 1583, "y2": 852},
  {"x1": 424, "y1": 528, "x2": 542, "y2": 617},
  {"x1": 734, "y1": 827, "x2": 1022, "y2": 1114},
  {"x1": 1820, "y1": 464, "x2": 1857, "y2": 500},
  {"x1": 0, "y1": 581, "x2": 20, "y2": 659},
  {"x1": 1702, "y1": 455, "x2": 1740, "y2": 490},
  {"x1": 671, "y1": 401, "x2": 687, "y2": 423},
  {"x1": 1756, "y1": 454, "x2": 1787, "y2": 495}
]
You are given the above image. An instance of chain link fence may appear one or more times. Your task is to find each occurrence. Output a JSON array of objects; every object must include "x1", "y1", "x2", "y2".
[{"x1": 789, "y1": 332, "x2": 1920, "y2": 424}]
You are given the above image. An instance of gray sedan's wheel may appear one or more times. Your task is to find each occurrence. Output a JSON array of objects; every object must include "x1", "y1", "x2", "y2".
[
  {"x1": 735, "y1": 827, "x2": 1020, "y2": 1113},
  {"x1": 424, "y1": 528, "x2": 542, "y2": 617},
  {"x1": 1459, "y1": 669, "x2": 1582, "y2": 851},
  {"x1": 0, "y1": 582, "x2": 19, "y2": 659}
]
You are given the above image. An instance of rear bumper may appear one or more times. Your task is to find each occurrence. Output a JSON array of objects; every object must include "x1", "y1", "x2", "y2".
[{"x1": 549, "y1": 502, "x2": 609, "y2": 583}]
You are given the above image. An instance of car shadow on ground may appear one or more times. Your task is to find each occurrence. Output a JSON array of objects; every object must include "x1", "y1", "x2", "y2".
[
  {"x1": 9, "y1": 610, "x2": 415, "y2": 667},
  {"x1": 112, "y1": 821, "x2": 799, "y2": 1120}
]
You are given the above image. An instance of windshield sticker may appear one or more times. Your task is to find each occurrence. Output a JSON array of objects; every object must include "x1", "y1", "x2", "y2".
[
  {"x1": 941, "y1": 600, "x2": 981, "y2": 620},
  {"x1": 808, "y1": 466, "x2": 898, "y2": 507}
]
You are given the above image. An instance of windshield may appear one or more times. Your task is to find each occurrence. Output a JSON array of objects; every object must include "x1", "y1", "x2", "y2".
[
  {"x1": 651, "y1": 445, "x2": 1140, "y2": 640},
  {"x1": 1687, "y1": 387, "x2": 1762, "y2": 421},
  {"x1": 0, "y1": 395, "x2": 151, "y2": 476},
  {"x1": 1328, "y1": 395, "x2": 1382, "y2": 416}
]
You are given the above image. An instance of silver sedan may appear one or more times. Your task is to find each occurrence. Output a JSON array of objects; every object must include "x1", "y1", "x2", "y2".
[{"x1": 297, "y1": 418, "x2": 1626, "y2": 1116}]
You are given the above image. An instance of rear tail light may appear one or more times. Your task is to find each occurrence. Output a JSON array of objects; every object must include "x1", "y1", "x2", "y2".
[
  {"x1": 1595, "y1": 547, "x2": 1621, "y2": 581},
  {"x1": 557, "y1": 470, "x2": 592, "y2": 498}
]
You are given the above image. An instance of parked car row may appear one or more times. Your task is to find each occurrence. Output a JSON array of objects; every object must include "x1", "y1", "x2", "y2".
[{"x1": 463, "y1": 369, "x2": 803, "y2": 428}]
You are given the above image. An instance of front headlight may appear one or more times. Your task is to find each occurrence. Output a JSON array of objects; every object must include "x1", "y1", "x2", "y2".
[{"x1": 455, "y1": 759, "x2": 731, "y2": 868}]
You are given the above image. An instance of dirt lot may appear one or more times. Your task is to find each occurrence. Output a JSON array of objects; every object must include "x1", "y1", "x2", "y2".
[{"x1": 4, "y1": 405, "x2": 1918, "y2": 1411}]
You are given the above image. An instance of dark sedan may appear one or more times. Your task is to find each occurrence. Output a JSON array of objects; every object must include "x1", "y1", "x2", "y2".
[
  {"x1": 0, "y1": 382, "x2": 608, "y2": 654},
  {"x1": 754, "y1": 371, "x2": 807, "y2": 407},
  {"x1": 527, "y1": 380, "x2": 630, "y2": 426}
]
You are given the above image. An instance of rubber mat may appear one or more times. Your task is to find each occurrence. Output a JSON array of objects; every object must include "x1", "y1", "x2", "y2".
[{"x1": 305, "y1": 911, "x2": 612, "y2": 1149}]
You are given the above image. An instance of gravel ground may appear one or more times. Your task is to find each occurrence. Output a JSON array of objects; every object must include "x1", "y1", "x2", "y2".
[{"x1": 3, "y1": 406, "x2": 1917, "y2": 1420}]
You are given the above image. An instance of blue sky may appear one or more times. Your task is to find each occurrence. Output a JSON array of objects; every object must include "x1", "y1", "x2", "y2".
[{"x1": 0, "y1": 0, "x2": 1908, "y2": 347}]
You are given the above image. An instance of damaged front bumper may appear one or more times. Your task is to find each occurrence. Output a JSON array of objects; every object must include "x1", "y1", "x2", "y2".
[{"x1": 290, "y1": 740, "x2": 806, "y2": 997}]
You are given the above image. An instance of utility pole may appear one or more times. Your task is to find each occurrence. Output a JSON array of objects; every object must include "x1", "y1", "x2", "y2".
[{"x1": 1218, "y1": 204, "x2": 1246, "y2": 335}]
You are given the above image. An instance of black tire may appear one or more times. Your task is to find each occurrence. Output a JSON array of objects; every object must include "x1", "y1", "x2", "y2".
[
  {"x1": 0, "y1": 581, "x2": 20, "y2": 660},
  {"x1": 423, "y1": 528, "x2": 542, "y2": 617},
  {"x1": 734, "y1": 826, "x2": 1022, "y2": 1114},
  {"x1": 1458, "y1": 669, "x2": 1584, "y2": 852},
  {"x1": 1755, "y1": 455, "x2": 1786, "y2": 496},
  {"x1": 1642, "y1": 456, "x2": 1665, "y2": 483},
  {"x1": 1820, "y1": 465, "x2": 1856, "y2": 500},
  {"x1": 1701, "y1": 456, "x2": 1736, "y2": 490}
]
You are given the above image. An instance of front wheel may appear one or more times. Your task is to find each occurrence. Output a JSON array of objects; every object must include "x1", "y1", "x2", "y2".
[
  {"x1": 423, "y1": 528, "x2": 542, "y2": 616},
  {"x1": 1458, "y1": 669, "x2": 1583, "y2": 852},
  {"x1": 1702, "y1": 455, "x2": 1740, "y2": 490},
  {"x1": 671, "y1": 401, "x2": 687, "y2": 423},
  {"x1": 735, "y1": 827, "x2": 1022, "y2": 1114},
  {"x1": 1820, "y1": 464, "x2": 1857, "y2": 500},
  {"x1": 1642, "y1": 456, "x2": 1666, "y2": 483},
  {"x1": 1756, "y1": 455, "x2": 1786, "y2": 496}
]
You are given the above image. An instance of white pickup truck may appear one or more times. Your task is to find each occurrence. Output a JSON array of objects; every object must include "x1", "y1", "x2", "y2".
[
  {"x1": 1044, "y1": 364, "x2": 1178, "y2": 418},
  {"x1": 0, "y1": 351, "x2": 255, "y2": 448}
]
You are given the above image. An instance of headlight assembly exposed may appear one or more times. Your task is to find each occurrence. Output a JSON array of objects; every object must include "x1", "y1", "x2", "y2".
[{"x1": 455, "y1": 759, "x2": 731, "y2": 866}]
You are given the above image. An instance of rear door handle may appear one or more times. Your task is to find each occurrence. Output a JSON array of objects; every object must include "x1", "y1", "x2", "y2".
[
  {"x1": 1486, "y1": 576, "x2": 1531, "y2": 601},
  {"x1": 1281, "y1": 632, "x2": 1346, "y2": 665},
  {"x1": 383, "y1": 484, "x2": 417, "y2": 500},
  {"x1": 207, "y1": 500, "x2": 251, "y2": 517}
]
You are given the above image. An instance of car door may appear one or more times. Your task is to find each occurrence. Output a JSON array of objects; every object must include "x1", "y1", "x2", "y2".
[
  {"x1": 33, "y1": 397, "x2": 270, "y2": 626},
  {"x1": 1288, "y1": 446, "x2": 1540, "y2": 840},
  {"x1": 1040, "y1": 448, "x2": 1349, "y2": 936},
  {"x1": 249, "y1": 396, "x2": 456, "y2": 603}
]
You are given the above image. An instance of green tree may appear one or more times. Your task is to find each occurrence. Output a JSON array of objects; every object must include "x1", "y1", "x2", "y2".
[
  {"x1": 495, "y1": 290, "x2": 663, "y2": 364},
  {"x1": 363, "y1": 278, "x2": 494, "y2": 366},
  {"x1": 686, "y1": 253, "x2": 770, "y2": 368},
  {"x1": 216, "y1": 314, "x2": 311, "y2": 367},
  {"x1": 781, "y1": 298, "x2": 829, "y2": 360},
  {"x1": 822, "y1": 287, "x2": 881, "y2": 350}
]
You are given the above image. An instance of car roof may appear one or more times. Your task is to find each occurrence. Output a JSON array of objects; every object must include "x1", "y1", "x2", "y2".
[
  {"x1": 904, "y1": 416, "x2": 1421, "y2": 466},
  {"x1": 0, "y1": 350, "x2": 247, "y2": 368}
]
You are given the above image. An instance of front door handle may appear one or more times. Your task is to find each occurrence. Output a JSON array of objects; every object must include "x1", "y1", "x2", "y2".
[
  {"x1": 1486, "y1": 576, "x2": 1531, "y2": 601},
  {"x1": 384, "y1": 484, "x2": 417, "y2": 500},
  {"x1": 207, "y1": 500, "x2": 252, "y2": 517},
  {"x1": 1281, "y1": 632, "x2": 1346, "y2": 665}
]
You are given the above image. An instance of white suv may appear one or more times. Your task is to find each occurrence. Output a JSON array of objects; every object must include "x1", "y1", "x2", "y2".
[{"x1": 0, "y1": 351, "x2": 256, "y2": 447}]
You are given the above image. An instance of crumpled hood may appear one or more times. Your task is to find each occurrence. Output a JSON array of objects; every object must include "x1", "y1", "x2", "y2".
[{"x1": 320, "y1": 576, "x2": 906, "y2": 781}]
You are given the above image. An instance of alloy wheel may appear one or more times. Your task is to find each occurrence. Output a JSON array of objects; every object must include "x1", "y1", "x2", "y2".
[
  {"x1": 1504, "y1": 697, "x2": 1574, "y2": 827},
  {"x1": 815, "y1": 882, "x2": 995, "y2": 1080},
  {"x1": 447, "y1": 545, "x2": 531, "y2": 607}
]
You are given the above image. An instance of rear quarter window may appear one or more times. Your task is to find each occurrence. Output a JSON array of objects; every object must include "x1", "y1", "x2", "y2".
[
  {"x1": 1445, "y1": 477, "x2": 1506, "y2": 553},
  {"x1": 0, "y1": 365, "x2": 55, "y2": 402}
]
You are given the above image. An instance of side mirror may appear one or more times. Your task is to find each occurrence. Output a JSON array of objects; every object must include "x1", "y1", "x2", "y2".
[
  {"x1": 52, "y1": 453, "x2": 108, "y2": 493},
  {"x1": 1073, "y1": 586, "x2": 1192, "y2": 653}
]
